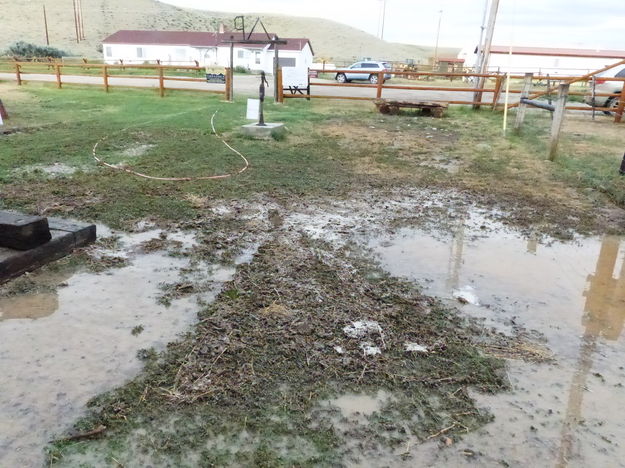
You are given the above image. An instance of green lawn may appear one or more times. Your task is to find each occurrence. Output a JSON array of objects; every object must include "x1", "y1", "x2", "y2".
[{"x1": 1, "y1": 80, "x2": 624, "y2": 232}]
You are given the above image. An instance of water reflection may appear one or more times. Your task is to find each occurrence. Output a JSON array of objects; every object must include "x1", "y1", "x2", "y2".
[
  {"x1": 367, "y1": 219, "x2": 625, "y2": 466},
  {"x1": 557, "y1": 236, "x2": 625, "y2": 467},
  {"x1": 0, "y1": 269, "x2": 72, "y2": 321}
]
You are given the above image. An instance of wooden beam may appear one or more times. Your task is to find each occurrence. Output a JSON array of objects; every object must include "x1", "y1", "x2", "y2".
[
  {"x1": 55, "y1": 63, "x2": 62, "y2": 88},
  {"x1": 549, "y1": 83, "x2": 570, "y2": 161},
  {"x1": 102, "y1": 65, "x2": 109, "y2": 92},
  {"x1": 0, "y1": 212, "x2": 51, "y2": 250},
  {"x1": 514, "y1": 73, "x2": 533, "y2": 133},
  {"x1": 508, "y1": 58, "x2": 625, "y2": 109},
  {"x1": 15, "y1": 63, "x2": 21, "y2": 85},
  {"x1": 614, "y1": 81, "x2": 625, "y2": 123},
  {"x1": 491, "y1": 74, "x2": 504, "y2": 109}
]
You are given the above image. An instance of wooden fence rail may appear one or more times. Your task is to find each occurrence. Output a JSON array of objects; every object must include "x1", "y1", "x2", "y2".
[
  {"x1": 285, "y1": 68, "x2": 625, "y2": 121},
  {"x1": 2, "y1": 61, "x2": 227, "y2": 98}
]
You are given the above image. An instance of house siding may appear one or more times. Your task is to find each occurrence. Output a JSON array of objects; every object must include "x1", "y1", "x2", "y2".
[{"x1": 103, "y1": 36, "x2": 314, "y2": 75}]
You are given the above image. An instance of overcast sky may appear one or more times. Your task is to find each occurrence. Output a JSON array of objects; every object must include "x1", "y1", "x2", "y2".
[{"x1": 160, "y1": 0, "x2": 624, "y2": 50}]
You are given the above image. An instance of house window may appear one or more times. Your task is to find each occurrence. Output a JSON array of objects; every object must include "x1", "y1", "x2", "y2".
[
  {"x1": 278, "y1": 57, "x2": 296, "y2": 67},
  {"x1": 255, "y1": 52, "x2": 261, "y2": 65},
  {"x1": 105, "y1": 46, "x2": 112, "y2": 56},
  {"x1": 136, "y1": 47, "x2": 144, "y2": 58},
  {"x1": 238, "y1": 50, "x2": 245, "y2": 59}
]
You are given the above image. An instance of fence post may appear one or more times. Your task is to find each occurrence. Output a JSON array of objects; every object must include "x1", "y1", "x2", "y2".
[
  {"x1": 491, "y1": 75, "x2": 504, "y2": 109},
  {"x1": 514, "y1": 73, "x2": 533, "y2": 133},
  {"x1": 55, "y1": 64, "x2": 62, "y2": 88},
  {"x1": 158, "y1": 66, "x2": 164, "y2": 97},
  {"x1": 225, "y1": 67, "x2": 233, "y2": 102},
  {"x1": 614, "y1": 81, "x2": 625, "y2": 123},
  {"x1": 277, "y1": 68, "x2": 284, "y2": 103},
  {"x1": 376, "y1": 71, "x2": 383, "y2": 99},
  {"x1": 102, "y1": 65, "x2": 109, "y2": 93},
  {"x1": 15, "y1": 63, "x2": 21, "y2": 85},
  {"x1": 549, "y1": 83, "x2": 570, "y2": 161}
]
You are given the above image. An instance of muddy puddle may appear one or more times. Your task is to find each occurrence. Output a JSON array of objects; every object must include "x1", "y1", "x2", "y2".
[
  {"x1": 0, "y1": 227, "x2": 252, "y2": 467},
  {"x1": 361, "y1": 214, "x2": 625, "y2": 467}
]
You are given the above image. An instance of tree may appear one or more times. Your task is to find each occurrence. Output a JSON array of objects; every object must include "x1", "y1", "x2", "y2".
[{"x1": 4, "y1": 41, "x2": 67, "y2": 59}]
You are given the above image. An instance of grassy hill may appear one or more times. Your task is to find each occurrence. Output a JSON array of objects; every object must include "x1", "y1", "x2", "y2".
[{"x1": 0, "y1": 0, "x2": 458, "y2": 63}]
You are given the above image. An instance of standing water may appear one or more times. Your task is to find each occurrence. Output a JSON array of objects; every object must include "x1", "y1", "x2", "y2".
[
  {"x1": 0, "y1": 228, "x2": 251, "y2": 467},
  {"x1": 366, "y1": 214, "x2": 625, "y2": 467}
]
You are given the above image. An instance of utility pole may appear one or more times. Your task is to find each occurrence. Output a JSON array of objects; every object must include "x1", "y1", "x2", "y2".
[
  {"x1": 379, "y1": 0, "x2": 387, "y2": 40},
  {"x1": 79, "y1": 0, "x2": 85, "y2": 39},
  {"x1": 474, "y1": 0, "x2": 489, "y2": 74},
  {"x1": 473, "y1": 0, "x2": 500, "y2": 109},
  {"x1": 43, "y1": 5, "x2": 50, "y2": 46},
  {"x1": 433, "y1": 10, "x2": 443, "y2": 70},
  {"x1": 72, "y1": 0, "x2": 80, "y2": 43}
]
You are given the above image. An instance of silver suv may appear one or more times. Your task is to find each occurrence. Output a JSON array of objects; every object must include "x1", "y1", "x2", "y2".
[
  {"x1": 335, "y1": 61, "x2": 392, "y2": 84},
  {"x1": 584, "y1": 66, "x2": 625, "y2": 113}
]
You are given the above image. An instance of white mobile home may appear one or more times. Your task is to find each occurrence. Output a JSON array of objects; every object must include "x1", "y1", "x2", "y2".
[
  {"x1": 459, "y1": 45, "x2": 625, "y2": 76},
  {"x1": 102, "y1": 30, "x2": 314, "y2": 75}
]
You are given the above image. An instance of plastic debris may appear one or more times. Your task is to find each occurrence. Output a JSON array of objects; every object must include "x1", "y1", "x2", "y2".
[{"x1": 404, "y1": 342, "x2": 428, "y2": 353}]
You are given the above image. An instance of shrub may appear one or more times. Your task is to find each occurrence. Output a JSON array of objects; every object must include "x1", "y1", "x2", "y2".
[
  {"x1": 4, "y1": 41, "x2": 67, "y2": 59},
  {"x1": 234, "y1": 65, "x2": 249, "y2": 74}
]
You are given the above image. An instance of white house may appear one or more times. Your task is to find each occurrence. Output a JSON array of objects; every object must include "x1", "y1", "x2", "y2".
[
  {"x1": 458, "y1": 45, "x2": 625, "y2": 76},
  {"x1": 101, "y1": 30, "x2": 314, "y2": 75}
]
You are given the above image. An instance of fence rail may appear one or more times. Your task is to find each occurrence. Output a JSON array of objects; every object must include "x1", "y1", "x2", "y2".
[
  {"x1": 276, "y1": 68, "x2": 625, "y2": 121},
  {"x1": 1, "y1": 61, "x2": 227, "y2": 97}
]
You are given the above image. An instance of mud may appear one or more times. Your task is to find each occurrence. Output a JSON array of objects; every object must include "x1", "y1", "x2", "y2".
[{"x1": 0, "y1": 227, "x2": 254, "y2": 468}]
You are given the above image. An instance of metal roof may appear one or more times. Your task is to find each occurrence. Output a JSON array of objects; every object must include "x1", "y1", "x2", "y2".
[{"x1": 490, "y1": 46, "x2": 625, "y2": 59}]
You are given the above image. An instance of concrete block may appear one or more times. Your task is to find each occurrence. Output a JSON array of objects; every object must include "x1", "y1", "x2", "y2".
[{"x1": 240, "y1": 122, "x2": 286, "y2": 140}]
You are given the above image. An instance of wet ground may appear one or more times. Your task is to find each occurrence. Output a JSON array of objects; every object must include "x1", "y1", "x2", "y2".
[
  {"x1": 0, "y1": 226, "x2": 252, "y2": 467},
  {"x1": 3, "y1": 194, "x2": 625, "y2": 467},
  {"x1": 361, "y1": 214, "x2": 625, "y2": 467}
]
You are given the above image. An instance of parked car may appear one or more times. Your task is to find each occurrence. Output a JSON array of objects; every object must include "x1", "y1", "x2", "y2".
[
  {"x1": 335, "y1": 61, "x2": 392, "y2": 84},
  {"x1": 584, "y1": 66, "x2": 625, "y2": 114}
]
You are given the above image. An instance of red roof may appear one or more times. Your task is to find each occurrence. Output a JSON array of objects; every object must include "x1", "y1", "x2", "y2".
[
  {"x1": 103, "y1": 30, "x2": 219, "y2": 47},
  {"x1": 490, "y1": 46, "x2": 625, "y2": 59},
  {"x1": 102, "y1": 30, "x2": 312, "y2": 52}
]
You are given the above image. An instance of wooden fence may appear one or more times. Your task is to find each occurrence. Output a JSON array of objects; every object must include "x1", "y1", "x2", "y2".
[
  {"x1": 277, "y1": 68, "x2": 625, "y2": 122},
  {"x1": 2, "y1": 61, "x2": 228, "y2": 98}
]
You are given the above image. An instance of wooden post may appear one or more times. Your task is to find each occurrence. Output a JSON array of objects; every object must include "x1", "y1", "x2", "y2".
[
  {"x1": 549, "y1": 83, "x2": 570, "y2": 161},
  {"x1": 277, "y1": 68, "x2": 284, "y2": 103},
  {"x1": 229, "y1": 43, "x2": 234, "y2": 101},
  {"x1": 514, "y1": 73, "x2": 533, "y2": 133},
  {"x1": 614, "y1": 81, "x2": 625, "y2": 123},
  {"x1": 158, "y1": 65, "x2": 164, "y2": 97},
  {"x1": 0, "y1": 99, "x2": 9, "y2": 120},
  {"x1": 55, "y1": 64, "x2": 62, "y2": 88},
  {"x1": 376, "y1": 71, "x2": 383, "y2": 99},
  {"x1": 15, "y1": 63, "x2": 21, "y2": 85},
  {"x1": 490, "y1": 74, "x2": 504, "y2": 109},
  {"x1": 273, "y1": 43, "x2": 279, "y2": 102},
  {"x1": 102, "y1": 65, "x2": 109, "y2": 92},
  {"x1": 225, "y1": 67, "x2": 232, "y2": 101}
]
